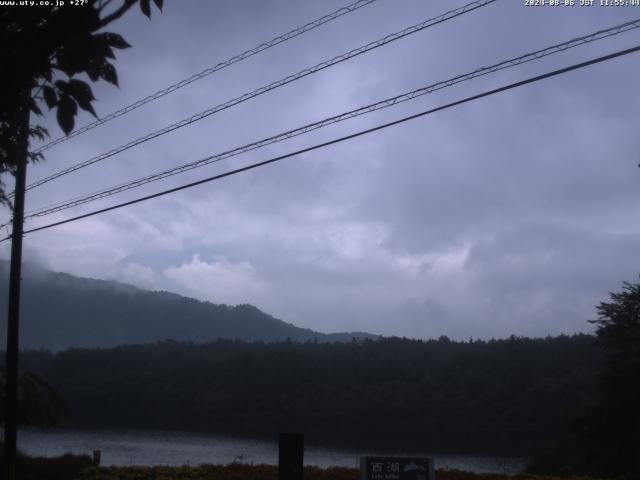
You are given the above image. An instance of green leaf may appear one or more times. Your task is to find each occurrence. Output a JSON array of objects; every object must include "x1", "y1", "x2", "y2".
[
  {"x1": 30, "y1": 100, "x2": 43, "y2": 116},
  {"x1": 56, "y1": 31, "x2": 118, "y2": 76},
  {"x1": 57, "y1": 94, "x2": 77, "y2": 135},
  {"x1": 42, "y1": 86, "x2": 57, "y2": 109},
  {"x1": 140, "y1": 0, "x2": 151, "y2": 18},
  {"x1": 55, "y1": 36, "x2": 93, "y2": 77},
  {"x1": 68, "y1": 80, "x2": 98, "y2": 118},
  {"x1": 29, "y1": 125, "x2": 49, "y2": 141},
  {"x1": 96, "y1": 32, "x2": 132, "y2": 50},
  {"x1": 28, "y1": 151, "x2": 45, "y2": 163},
  {"x1": 89, "y1": 33, "x2": 116, "y2": 60},
  {"x1": 54, "y1": 79, "x2": 70, "y2": 95},
  {"x1": 85, "y1": 60, "x2": 102, "y2": 82},
  {"x1": 104, "y1": 46, "x2": 116, "y2": 60},
  {"x1": 100, "y1": 62, "x2": 118, "y2": 87},
  {"x1": 152, "y1": 0, "x2": 163, "y2": 11},
  {"x1": 67, "y1": 79, "x2": 96, "y2": 102}
]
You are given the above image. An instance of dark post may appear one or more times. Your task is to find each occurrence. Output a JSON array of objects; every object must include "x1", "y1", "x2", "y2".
[
  {"x1": 4, "y1": 95, "x2": 30, "y2": 480},
  {"x1": 278, "y1": 433, "x2": 304, "y2": 480}
]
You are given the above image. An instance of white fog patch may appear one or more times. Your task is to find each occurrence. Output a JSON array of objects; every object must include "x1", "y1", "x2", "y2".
[
  {"x1": 119, "y1": 262, "x2": 157, "y2": 289},
  {"x1": 163, "y1": 254, "x2": 268, "y2": 307}
]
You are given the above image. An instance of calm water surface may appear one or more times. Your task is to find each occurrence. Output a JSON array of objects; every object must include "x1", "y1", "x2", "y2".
[{"x1": 18, "y1": 429, "x2": 527, "y2": 474}]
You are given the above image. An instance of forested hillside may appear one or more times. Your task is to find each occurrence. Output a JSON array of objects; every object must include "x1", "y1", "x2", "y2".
[
  {"x1": 16, "y1": 335, "x2": 599, "y2": 455},
  {"x1": 0, "y1": 261, "x2": 376, "y2": 349}
]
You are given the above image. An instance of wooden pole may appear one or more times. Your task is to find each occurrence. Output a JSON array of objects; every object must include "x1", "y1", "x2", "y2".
[{"x1": 4, "y1": 94, "x2": 30, "y2": 480}]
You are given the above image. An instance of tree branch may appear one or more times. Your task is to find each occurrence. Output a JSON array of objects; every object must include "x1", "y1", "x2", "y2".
[
  {"x1": 97, "y1": 0, "x2": 137, "y2": 29},
  {"x1": 98, "y1": 0, "x2": 116, "y2": 13}
]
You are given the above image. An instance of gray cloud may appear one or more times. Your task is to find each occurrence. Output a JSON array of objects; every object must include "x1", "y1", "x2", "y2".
[{"x1": 2, "y1": 0, "x2": 639, "y2": 340}]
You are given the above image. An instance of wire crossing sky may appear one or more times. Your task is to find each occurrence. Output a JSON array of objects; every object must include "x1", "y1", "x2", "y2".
[
  {"x1": 7, "y1": 44, "x2": 639, "y2": 242},
  {"x1": 22, "y1": 0, "x2": 498, "y2": 194},
  {"x1": 3, "y1": 0, "x2": 639, "y2": 340},
  {"x1": 30, "y1": 0, "x2": 381, "y2": 156},
  {"x1": 22, "y1": 17, "x2": 640, "y2": 220}
]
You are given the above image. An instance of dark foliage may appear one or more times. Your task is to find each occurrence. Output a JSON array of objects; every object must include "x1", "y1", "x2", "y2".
[
  {"x1": 0, "y1": 451, "x2": 94, "y2": 480},
  {"x1": 0, "y1": 0, "x2": 162, "y2": 205},
  {"x1": 528, "y1": 280, "x2": 640, "y2": 479},
  {"x1": 0, "y1": 366, "x2": 67, "y2": 428},
  {"x1": 588, "y1": 281, "x2": 640, "y2": 478},
  {"x1": 13, "y1": 334, "x2": 599, "y2": 456},
  {"x1": 71, "y1": 464, "x2": 534, "y2": 480}
]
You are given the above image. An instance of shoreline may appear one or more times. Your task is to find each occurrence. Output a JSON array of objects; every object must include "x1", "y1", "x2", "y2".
[{"x1": 18, "y1": 428, "x2": 528, "y2": 475}]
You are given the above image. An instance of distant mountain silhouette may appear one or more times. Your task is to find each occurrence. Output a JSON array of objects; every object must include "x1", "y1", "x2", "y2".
[{"x1": 0, "y1": 260, "x2": 377, "y2": 350}]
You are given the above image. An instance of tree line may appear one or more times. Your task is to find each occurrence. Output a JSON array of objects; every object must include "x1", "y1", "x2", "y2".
[{"x1": 13, "y1": 334, "x2": 599, "y2": 456}]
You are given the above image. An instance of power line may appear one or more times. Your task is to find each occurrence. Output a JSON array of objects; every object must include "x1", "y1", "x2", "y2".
[
  {"x1": 3, "y1": 44, "x2": 637, "y2": 243},
  {"x1": 20, "y1": 0, "x2": 497, "y2": 195},
  {"x1": 23, "y1": 18, "x2": 640, "y2": 219},
  {"x1": 32, "y1": 0, "x2": 381, "y2": 155}
]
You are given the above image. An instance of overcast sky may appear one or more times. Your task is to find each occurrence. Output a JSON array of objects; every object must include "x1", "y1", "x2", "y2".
[{"x1": 2, "y1": 0, "x2": 639, "y2": 339}]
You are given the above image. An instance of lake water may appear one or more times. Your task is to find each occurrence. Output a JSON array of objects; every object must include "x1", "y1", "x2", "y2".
[{"x1": 18, "y1": 429, "x2": 528, "y2": 475}]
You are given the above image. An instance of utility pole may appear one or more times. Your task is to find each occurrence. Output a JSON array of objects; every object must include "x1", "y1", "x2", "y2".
[{"x1": 4, "y1": 93, "x2": 30, "y2": 480}]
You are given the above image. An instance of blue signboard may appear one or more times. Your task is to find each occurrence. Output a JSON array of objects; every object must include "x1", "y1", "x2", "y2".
[{"x1": 360, "y1": 456, "x2": 435, "y2": 480}]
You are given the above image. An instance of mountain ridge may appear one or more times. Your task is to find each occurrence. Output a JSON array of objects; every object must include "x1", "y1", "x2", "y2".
[{"x1": 0, "y1": 260, "x2": 378, "y2": 350}]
